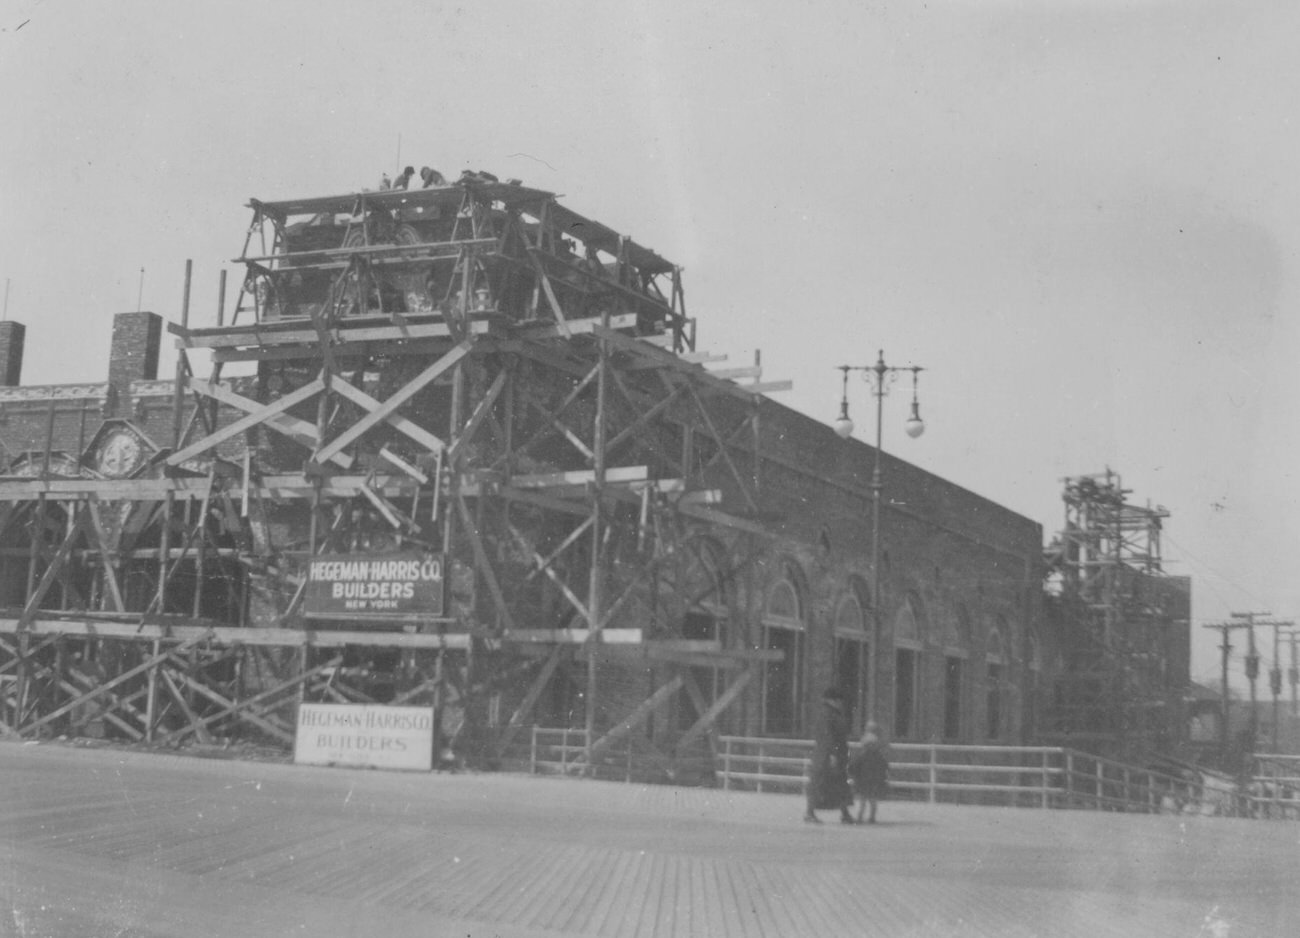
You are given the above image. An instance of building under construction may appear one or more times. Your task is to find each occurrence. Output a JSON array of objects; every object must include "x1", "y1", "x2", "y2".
[
  {"x1": 0, "y1": 173, "x2": 1045, "y2": 780},
  {"x1": 1039, "y1": 471, "x2": 1192, "y2": 763}
]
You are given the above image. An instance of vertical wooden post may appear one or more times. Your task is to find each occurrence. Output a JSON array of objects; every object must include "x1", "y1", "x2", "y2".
[
  {"x1": 14, "y1": 630, "x2": 29, "y2": 733},
  {"x1": 172, "y1": 260, "x2": 193, "y2": 450},
  {"x1": 41, "y1": 398, "x2": 55, "y2": 477},
  {"x1": 584, "y1": 310, "x2": 609, "y2": 772},
  {"x1": 145, "y1": 638, "x2": 160, "y2": 742},
  {"x1": 27, "y1": 494, "x2": 46, "y2": 600},
  {"x1": 297, "y1": 642, "x2": 310, "y2": 705},
  {"x1": 158, "y1": 493, "x2": 173, "y2": 613},
  {"x1": 433, "y1": 647, "x2": 445, "y2": 762},
  {"x1": 929, "y1": 744, "x2": 938, "y2": 803},
  {"x1": 1041, "y1": 750, "x2": 1050, "y2": 809},
  {"x1": 1064, "y1": 750, "x2": 1074, "y2": 808}
]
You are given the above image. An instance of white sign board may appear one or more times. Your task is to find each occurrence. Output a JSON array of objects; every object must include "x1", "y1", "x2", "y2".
[{"x1": 294, "y1": 703, "x2": 434, "y2": 772}]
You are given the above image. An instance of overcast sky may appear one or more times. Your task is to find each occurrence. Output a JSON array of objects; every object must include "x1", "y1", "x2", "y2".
[{"x1": 2, "y1": 0, "x2": 1297, "y2": 693}]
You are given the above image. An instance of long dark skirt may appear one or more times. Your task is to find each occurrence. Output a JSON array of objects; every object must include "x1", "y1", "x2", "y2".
[{"x1": 809, "y1": 756, "x2": 852, "y2": 810}]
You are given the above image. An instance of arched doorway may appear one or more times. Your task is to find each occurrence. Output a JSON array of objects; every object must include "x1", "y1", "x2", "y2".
[
  {"x1": 761, "y1": 567, "x2": 806, "y2": 736},
  {"x1": 833, "y1": 579, "x2": 872, "y2": 733},
  {"x1": 893, "y1": 594, "x2": 924, "y2": 739}
]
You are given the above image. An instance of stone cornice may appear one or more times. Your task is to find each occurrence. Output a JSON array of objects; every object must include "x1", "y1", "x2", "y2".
[{"x1": 0, "y1": 383, "x2": 109, "y2": 403}]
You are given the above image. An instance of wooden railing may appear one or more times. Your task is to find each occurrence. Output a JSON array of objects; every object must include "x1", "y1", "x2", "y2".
[
  {"x1": 1248, "y1": 753, "x2": 1300, "y2": 820},
  {"x1": 516, "y1": 728, "x2": 1297, "y2": 819},
  {"x1": 715, "y1": 736, "x2": 1264, "y2": 817}
]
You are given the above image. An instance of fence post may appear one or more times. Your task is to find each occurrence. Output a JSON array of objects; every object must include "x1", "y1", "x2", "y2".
[
  {"x1": 530, "y1": 725, "x2": 537, "y2": 775},
  {"x1": 757, "y1": 741, "x2": 765, "y2": 794},
  {"x1": 1095, "y1": 760, "x2": 1104, "y2": 809},
  {"x1": 929, "y1": 745, "x2": 938, "y2": 804},
  {"x1": 1040, "y1": 750, "x2": 1050, "y2": 809},
  {"x1": 1065, "y1": 751, "x2": 1074, "y2": 808},
  {"x1": 723, "y1": 738, "x2": 732, "y2": 791}
]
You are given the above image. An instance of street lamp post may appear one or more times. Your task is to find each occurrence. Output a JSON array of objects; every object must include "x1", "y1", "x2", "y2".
[{"x1": 834, "y1": 350, "x2": 925, "y2": 727}]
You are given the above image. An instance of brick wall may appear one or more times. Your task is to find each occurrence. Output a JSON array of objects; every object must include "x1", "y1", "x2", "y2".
[
  {"x1": 0, "y1": 321, "x2": 25, "y2": 387},
  {"x1": 108, "y1": 312, "x2": 162, "y2": 418}
]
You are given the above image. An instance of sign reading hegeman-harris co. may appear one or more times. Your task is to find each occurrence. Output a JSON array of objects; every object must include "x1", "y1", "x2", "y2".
[
  {"x1": 295, "y1": 704, "x2": 434, "y2": 771},
  {"x1": 304, "y1": 551, "x2": 444, "y2": 621}
]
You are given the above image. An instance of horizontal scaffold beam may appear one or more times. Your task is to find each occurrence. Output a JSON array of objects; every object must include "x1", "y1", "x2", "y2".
[{"x1": 0, "y1": 618, "x2": 472, "y2": 649}]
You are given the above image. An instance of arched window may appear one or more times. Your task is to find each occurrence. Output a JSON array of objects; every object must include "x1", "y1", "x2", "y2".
[
  {"x1": 893, "y1": 600, "x2": 921, "y2": 648},
  {"x1": 1023, "y1": 633, "x2": 1043, "y2": 740},
  {"x1": 833, "y1": 580, "x2": 871, "y2": 732},
  {"x1": 986, "y1": 625, "x2": 1007, "y2": 740},
  {"x1": 893, "y1": 594, "x2": 925, "y2": 739},
  {"x1": 942, "y1": 605, "x2": 973, "y2": 742},
  {"x1": 761, "y1": 566, "x2": 806, "y2": 736}
]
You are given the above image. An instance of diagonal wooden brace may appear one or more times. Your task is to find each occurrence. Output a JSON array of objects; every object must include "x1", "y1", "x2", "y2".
[
  {"x1": 22, "y1": 633, "x2": 213, "y2": 736},
  {"x1": 676, "y1": 667, "x2": 754, "y2": 753},
  {"x1": 570, "y1": 675, "x2": 684, "y2": 768},
  {"x1": 186, "y1": 377, "x2": 353, "y2": 468},
  {"x1": 315, "y1": 341, "x2": 471, "y2": 464},
  {"x1": 326, "y1": 375, "x2": 448, "y2": 458},
  {"x1": 168, "y1": 376, "x2": 326, "y2": 466}
]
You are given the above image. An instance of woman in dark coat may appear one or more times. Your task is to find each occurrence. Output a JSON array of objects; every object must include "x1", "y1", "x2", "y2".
[
  {"x1": 849, "y1": 721, "x2": 891, "y2": 824},
  {"x1": 805, "y1": 688, "x2": 854, "y2": 823}
]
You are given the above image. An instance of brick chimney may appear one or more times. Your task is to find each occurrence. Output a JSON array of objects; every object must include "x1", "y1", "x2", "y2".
[
  {"x1": 0, "y1": 321, "x2": 25, "y2": 387},
  {"x1": 108, "y1": 311, "x2": 162, "y2": 417}
]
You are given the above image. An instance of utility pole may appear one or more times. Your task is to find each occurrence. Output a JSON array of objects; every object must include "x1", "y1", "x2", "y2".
[
  {"x1": 1257, "y1": 619, "x2": 1296, "y2": 752},
  {"x1": 1229, "y1": 612, "x2": 1293, "y2": 755},
  {"x1": 1204, "y1": 620, "x2": 1252, "y2": 762},
  {"x1": 1287, "y1": 631, "x2": 1300, "y2": 720}
]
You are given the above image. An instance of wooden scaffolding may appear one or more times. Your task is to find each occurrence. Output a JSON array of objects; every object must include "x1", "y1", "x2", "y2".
[
  {"x1": 1041, "y1": 470, "x2": 1189, "y2": 761},
  {"x1": 0, "y1": 176, "x2": 789, "y2": 779}
]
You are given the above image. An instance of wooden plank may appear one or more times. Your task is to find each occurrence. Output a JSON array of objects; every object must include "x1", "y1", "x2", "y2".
[
  {"x1": 525, "y1": 515, "x2": 594, "y2": 582},
  {"x1": 210, "y1": 322, "x2": 494, "y2": 362},
  {"x1": 676, "y1": 668, "x2": 754, "y2": 752},
  {"x1": 160, "y1": 668, "x2": 216, "y2": 745},
  {"x1": 447, "y1": 369, "x2": 507, "y2": 462},
  {"x1": 507, "y1": 524, "x2": 590, "y2": 625},
  {"x1": 494, "y1": 645, "x2": 565, "y2": 756},
  {"x1": 685, "y1": 382, "x2": 758, "y2": 512},
  {"x1": 517, "y1": 312, "x2": 636, "y2": 339},
  {"x1": 169, "y1": 668, "x2": 295, "y2": 745},
  {"x1": 21, "y1": 633, "x2": 212, "y2": 736},
  {"x1": 84, "y1": 499, "x2": 126, "y2": 613},
  {"x1": 327, "y1": 376, "x2": 447, "y2": 456},
  {"x1": 167, "y1": 376, "x2": 325, "y2": 466},
  {"x1": 573, "y1": 675, "x2": 683, "y2": 764},
  {"x1": 158, "y1": 655, "x2": 341, "y2": 746},
  {"x1": 0, "y1": 618, "x2": 474, "y2": 649},
  {"x1": 60, "y1": 673, "x2": 146, "y2": 741},
  {"x1": 706, "y1": 366, "x2": 762, "y2": 380},
  {"x1": 17, "y1": 510, "x2": 86, "y2": 629},
  {"x1": 508, "y1": 466, "x2": 648, "y2": 490},
  {"x1": 186, "y1": 377, "x2": 353, "y2": 468},
  {"x1": 174, "y1": 319, "x2": 482, "y2": 349},
  {"x1": 455, "y1": 496, "x2": 519, "y2": 633},
  {"x1": 0, "y1": 478, "x2": 212, "y2": 501},
  {"x1": 315, "y1": 341, "x2": 471, "y2": 463},
  {"x1": 502, "y1": 628, "x2": 642, "y2": 645}
]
